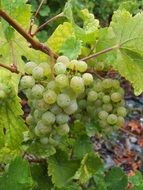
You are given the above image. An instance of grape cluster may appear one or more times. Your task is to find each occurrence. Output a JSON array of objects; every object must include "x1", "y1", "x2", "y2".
[{"x1": 20, "y1": 56, "x2": 127, "y2": 145}]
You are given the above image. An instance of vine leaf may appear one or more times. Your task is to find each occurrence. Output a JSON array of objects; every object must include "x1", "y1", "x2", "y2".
[
  {"x1": 0, "y1": 156, "x2": 33, "y2": 190},
  {"x1": 47, "y1": 22, "x2": 74, "y2": 53},
  {"x1": 129, "y1": 171, "x2": 143, "y2": 190},
  {"x1": 48, "y1": 151, "x2": 80, "y2": 188},
  {"x1": 74, "y1": 152, "x2": 103, "y2": 184},
  {"x1": 110, "y1": 10, "x2": 143, "y2": 95},
  {"x1": 105, "y1": 167, "x2": 128, "y2": 190},
  {"x1": 60, "y1": 37, "x2": 82, "y2": 60}
]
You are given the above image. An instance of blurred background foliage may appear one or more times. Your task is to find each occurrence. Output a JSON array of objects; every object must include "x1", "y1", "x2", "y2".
[{"x1": 28, "y1": 0, "x2": 143, "y2": 42}]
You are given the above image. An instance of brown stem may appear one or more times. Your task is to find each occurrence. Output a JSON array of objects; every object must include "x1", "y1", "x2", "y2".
[
  {"x1": 32, "y1": 12, "x2": 64, "y2": 36},
  {"x1": 34, "y1": 0, "x2": 45, "y2": 18},
  {"x1": 87, "y1": 69, "x2": 104, "y2": 80},
  {"x1": 0, "y1": 63, "x2": 20, "y2": 74},
  {"x1": 0, "y1": 9, "x2": 58, "y2": 59},
  {"x1": 81, "y1": 45, "x2": 119, "y2": 61}
]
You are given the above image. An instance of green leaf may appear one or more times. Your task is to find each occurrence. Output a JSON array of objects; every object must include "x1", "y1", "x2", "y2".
[
  {"x1": 47, "y1": 22, "x2": 74, "y2": 53},
  {"x1": 48, "y1": 151, "x2": 80, "y2": 188},
  {"x1": 105, "y1": 167, "x2": 128, "y2": 190},
  {"x1": 0, "y1": 156, "x2": 33, "y2": 190},
  {"x1": 63, "y1": 0, "x2": 74, "y2": 23},
  {"x1": 129, "y1": 171, "x2": 143, "y2": 190},
  {"x1": 74, "y1": 152, "x2": 103, "y2": 184},
  {"x1": 109, "y1": 10, "x2": 143, "y2": 95},
  {"x1": 73, "y1": 135, "x2": 93, "y2": 159},
  {"x1": 60, "y1": 37, "x2": 82, "y2": 60}
]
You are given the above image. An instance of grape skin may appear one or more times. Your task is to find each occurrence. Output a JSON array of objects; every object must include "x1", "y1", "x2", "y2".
[
  {"x1": 20, "y1": 76, "x2": 35, "y2": 89},
  {"x1": 42, "y1": 111, "x2": 55, "y2": 125},
  {"x1": 70, "y1": 76, "x2": 85, "y2": 94},
  {"x1": 43, "y1": 90, "x2": 57, "y2": 104},
  {"x1": 57, "y1": 93, "x2": 71, "y2": 108}
]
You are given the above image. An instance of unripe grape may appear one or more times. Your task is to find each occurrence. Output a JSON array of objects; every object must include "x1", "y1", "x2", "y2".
[
  {"x1": 78, "y1": 99, "x2": 87, "y2": 109},
  {"x1": 36, "y1": 99, "x2": 49, "y2": 111},
  {"x1": 95, "y1": 99, "x2": 102, "y2": 107},
  {"x1": 98, "y1": 111, "x2": 108, "y2": 120},
  {"x1": 54, "y1": 62, "x2": 66, "y2": 74},
  {"x1": 31, "y1": 84, "x2": 44, "y2": 99},
  {"x1": 102, "y1": 95, "x2": 110, "y2": 104},
  {"x1": 51, "y1": 104, "x2": 62, "y2": 115},
  {"x1": 77, "y1": 60, "x2": 88, "y2": 72},
  {"x1": 117, "y1": 116, "x2": 125, "y2": 126},
  {"x1": 57, "y1": 56, "x2": 70, "y2": 66},
  {"x1": 20, "y1": 76, "x2": 35, "y2": 89},
  {"x1": 102, "y1": 79, "x2": 112, "y2": 89},
  {"x1": 93, "y1": 81, "x2": 103, "y2": 92},
  {"x1": 56, "y1": 113, "x2": 69, "y2": 125},
  {"x1": 25, "y1": 61, "x2": 36, "y2": 74},
  {"x1": 117, "y1": 107, "x2": 127, "y2": 117},
  {"x1": 87, "y1": 91, "x2": 98, "y2": 102},
  {"x1": 43, "y1": 90, "x2": 57, "y2": 104},
  {"x1": 111, "y1": 92, "x2": 122, "y2": 102},
  {"x1": 47, "y1": 80, "x2": 58, "y2": 92},
  {"x1": 112, "y1": 80, "x2": 120, "y2": 89},
  {"x1": 55, "y1": 74, "x2": 69, "y2": 89},
  {"x1": 40, "y1": 137, "x2": 49, "y2": 145},
  {"x1": 57, "y1": 93, "x2": 71, "y2": 108},
  {"x1": 33, "y1": 109, "x2": 43, "y2": 122},
  {"x1": 35, "y1": 121, "x2": 51, "y2": 136},
  {"x1": 82, "y1": 73, "x2": 93, "y2": 86},
  {"x1": 32, "y1": 66, "x2": 44, "y2": 80},
  {"x1": 0, "y1": 90, "x2": 6, "y2": 99},
  {"x1": 70, "y1": 76, "x2": 85, "y2": 94},
  {"x1": 94, "y1": 62, "x2": 104, "y2": 71},
  {"x1": 102, "y1": 104, "x2": 113, "y2": 112},
  {"x1": 26, "y1": 114, "x2": 35, "y2": 125},
  {"x1": 57, "y1": 123, "x2": 70, "y2": 135},
  {"x1": 42, "y1": 111, "x2": 55, "y2": 125},
  {"x1": 107, "y1": 114, "x2": 118, "y2": 125},
  {"x1": 68, "y1": 60, "x2": 78, "y2": 70},
  {"x1": 64, "y1": 99, "x2": 78, "y2": 115},
  {"x1": 39, "y1": 62, "x2": 51, "y2": 77}
]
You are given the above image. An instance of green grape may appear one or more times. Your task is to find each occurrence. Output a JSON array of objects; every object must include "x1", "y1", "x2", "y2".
[
  {"x1": 57, "y1": 123, "x2": 70, "y2": 136},
  {"x1": 39, "y1": 62, "x2": 51, "y2": 77},
  {"x1": 102, "y1": 95, "x2": 110, "y2": 104},
  {"x1": 93, "y1": 81, "x2": 103, "y2": 92},
  {"x1": 31, "y1": 84, "x2": 44, "y2": 99},
  {"x1": 25, "y1": 61, "x2": 36, "y2": 74},
  {"x1": 0, "y1": 90, "x2": 6, "y2": 99},
  {"x1": 33, "y1": 109, "x2": 43, "y2": 122},
  {"x1": 95, "y1": 99, "x2": 102, "y2": 107},
  {"x1": 54, "y1": 62, "x2": 66, "y2": 74},
  {"x1": 64, "y1": 100, "x2": 78, "y2": 115},
  {"x1": 102, "y1": 104, "x2": 113, "y2": 112},
  {"x1": 55, "y1": 74, "x2": 69, "y2": 89},
  {"x1": 51, "y1": 104, "x2": 62, "y2": 115},
  {"x1": 102, "y1": 78, "x2": 112, "y2": 89},
  {"x1": 32, "y1": 66, "x2": 44, "y2": 80},
  {"x1": 56, "y1": 56, "x2": 70, "y2": 66},
  {"x1": 36, "y1": 99, "x2": 49, "y2": 111},
  {"x1": 87, "y1": 91, "x2": 98, "y2": 102},
  {"x1": 117, "y1": 116, "x2": 125, "y2": 126},
  {"x1": 77, "y1": 60, "x2": 88, "y2": 72},
  {"x1": 112, "y1": 80, "x2": 120, "y2": 89},
  {"x1": 98, "y1": 120, "x2": 107, "y2": 128},
  {"x1": 98, "y1": 92, "x2": 105, "y2": 99},
  {"x1": 68, "y1": 60, "x2": 78, "y2": 70},
  {"x1": 94, "y1": 62, "x2": 104, "y2": 71},
  {"x1": 98, "y1": 111, "x2": 108, "y2": 120},
  {"x1": 107, "y1": 114, "x2": 118, "y2": 125},
  {"x1": 82, "y1": 73, "x2": 93, "y2": 86},
  {"x1": 34, "y1": 121, "x2": 51, "y2": 136},
  {"x1": 42, "y1": 111, "x2": 55, "y2": 125},
  {"x1": 40, "y1": 137, "x2": 49, "y2": 145},
  {"x1": 86, "y1": 105, "x2": 95, "y2": 114},
  {"x1": 78, "y1": 99, "x2": 87, "y2": 109},
  {"x1": 57, "y1": 93, "x2": 71, "y2": 108},
  {"x1": 117, "y1": 107, "x2": 127, "y2": 117},
  {"x1": 26, "y1": 114, "x2": 35, "y2": 125},
  {"x1": 56, "y1": 113, "x2": 69, "y2": 125},
  {"x1": 70, "y1": 76, "x2": 85, "y2": 94},
  {"x1": 111, "y1": 92, "x2": 122, "y2": 102},
  {"x1": 43, "y1": 90, "x2": 57, "y2": 104},
  {"x1": 47, "y1": 80, "x2": 59, "y2": 92},
  {"x1": 118, "y1": 88, "x2": 125, "y2": 96},
  {"x1": 20, "y1": 76, "x2": 35, "y2": 89}
]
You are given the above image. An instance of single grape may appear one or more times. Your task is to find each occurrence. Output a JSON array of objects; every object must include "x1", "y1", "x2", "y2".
[
  {"x1": 93, "y1": 81, "x2": 103, "y2": 92},
  {"x1": 39, "y1": 62, "x2": 51, "y2": 77},
  {"x1": 102, "y1": 104, "x2": 113, "y2": 112},
  {"x1": 107, "y1": 114, "x2": 118, "y2": 125},
  {"x1": 70, "y1": 76, "x2": 85, "y2": 94},
  {"x1": 57, "y1": 93, "x2": 71, "y2": 108},
  {"x1": 77, "y1": 60, "x2": 88, "y2": 72},
  {"x1": 87, "y1": 91, "x2": 98, "y2": 102},
  {"x1": 82, "y1": 73, "x2": 93, "y2": 86},
  {"x1": 56, "y1": 113, "x2": 69, "y2": 125},
  {"x1": 54, "y1": 62, "x2": 66, "y2": 74},
  {"x1": 98, "y1": 111, "x2": 108, "y2": 120},
  {"x1": 78, "y1": 99, "x2": 87, "y2": 109},
  {"x1": 112, "y1": 80, "x2": 120, "y2": 89},
  {"x1": 26, "y1": 114, "x2": 35, "y2": 125},
  {"x1": 43, "y1": 90, "x2": 57, "y2": 104},
  {"x1": 97, "y1": 92, "x2": 105, "y2": 99},
  {"x1": 57, "y1": 123, "x2": 70, "y2": 135},
  {"x1": 117, "y1": 107, "x2": 127, "y2": 117},
  {"x1": 33, "y1": 109, "x2": 43, "y2": 122},
  {"x1": 117, "y1": 116, "x2": 125, "y2": 126},
  {"x1": 25, "y1": 61, "x2": 36, "y2": 74},
  {"x1": 36, "y1": 99, "x2": 49, "y2": 111},
  {"x1": 111, "y1": 92, "x2": 122, "y2": 102},
  {"x1": 64, "y1": 99, "x2": 78, "y2": 115},
  {"x1": 55, "y1": 74, "x2": 69, "y2": 89},
  {"x1": 34, "y1": 121, "x2": 51, "y2": 136},
  {"x1": 102, "y1": 95, "x2": 110, "y2": 104},
  {"x1": 68, "y1": 60, "x2": 78, "y2": 70},
  {"x1": 51, "y1": 104, "x2": 62, "y2": 115},
  {"x1": 32, "y1": 66, "x2": 44, "y2": 80},
  {"x1": 47, "y1": 80, "x2": 59, "y2": 92},
  {"x1": 56, "y1": 56, "x2": 70, "y2": 66},
  {"x1": 102, "y1": 79, "x2": 112, "y2": 89},
  {"x1": 31, "y1": 84, "x2": 44, "y2": 99},
  {"x1": 42, "y1": 111, "x2": 55, "y2": 125},
  {"x1": 94, "y1": 62, "x2": 104, "y2": 71},
  {"x1": 20, "y1": 76, "x2": 35, "y2": 89},
  {"x1": 40, "y1": 137, "x2": 49, "y2": 145},
  {"x1": 95, "y1": 99, "x2": 102, "y2": 107}
]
